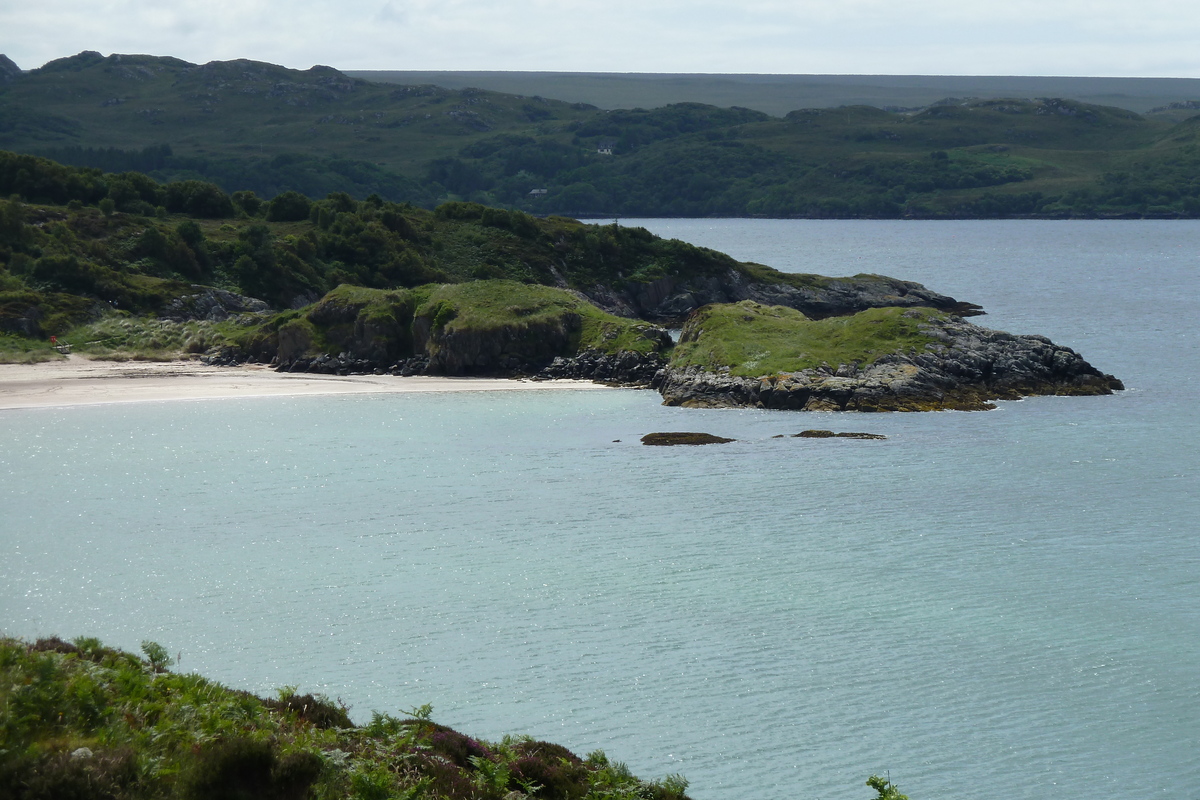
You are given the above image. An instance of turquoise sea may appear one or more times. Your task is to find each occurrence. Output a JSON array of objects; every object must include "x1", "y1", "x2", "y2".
[{"x1": 2, "y1": 220, "x2": 1197, "y2": 800}]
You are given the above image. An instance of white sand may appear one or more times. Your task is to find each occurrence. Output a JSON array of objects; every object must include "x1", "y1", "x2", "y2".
[{"x1": 0, "y1": 356, "x2": 605, "y2": 410}]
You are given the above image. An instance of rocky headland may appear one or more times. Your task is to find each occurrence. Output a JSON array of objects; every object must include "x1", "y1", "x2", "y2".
[
  {"x1": 656, "y1": 302, "x2": 1122, "y2": 411},
  {"x1": 203, "y1": 283, "x2": 1122, "y2": 412}
]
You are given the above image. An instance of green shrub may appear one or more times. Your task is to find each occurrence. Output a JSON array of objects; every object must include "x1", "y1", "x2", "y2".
[{"x1": 265, "y1": 191, "x2": 312, "y2": 222}]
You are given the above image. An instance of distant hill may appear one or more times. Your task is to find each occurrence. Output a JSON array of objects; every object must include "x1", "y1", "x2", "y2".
[
  {"x1": 4, "y1": 51, "x2": 1200, "y2": 219},
  {"x1": 347, "y1": 71, "x2": 1200, "y2": 118}
]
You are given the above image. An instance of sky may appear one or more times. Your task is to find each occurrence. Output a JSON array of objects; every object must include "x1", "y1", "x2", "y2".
[{"x1": 4, "y1": 0, "x2": 1200, "y2": 77}]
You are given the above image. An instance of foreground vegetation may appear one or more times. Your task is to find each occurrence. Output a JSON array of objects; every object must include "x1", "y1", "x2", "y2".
[
  {"x1": 0, "y1": 635, "x2": 693, "y2": 800},
  {"x1": 4, "y1": 51, "x2": 1200, "y2": 218},
  {"x1": 0, "y1": 636, "x2": 913, "y2": 799}
]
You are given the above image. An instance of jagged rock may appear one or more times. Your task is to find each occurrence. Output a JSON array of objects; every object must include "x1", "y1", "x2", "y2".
[
  {"x1": 538, "y1": 349, "x2": 667, "y2": 386},
  {"x1": 641, "y1": 432, "x2": 735, "y2": 446},
  {"x1": 659, "y1": 313, "x2": 1123, "y2": 411},
  {"x1": 161, "y1": 287, "x2": 270, "y2": 322}
]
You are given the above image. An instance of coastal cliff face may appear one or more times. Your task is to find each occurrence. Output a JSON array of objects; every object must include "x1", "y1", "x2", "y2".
[{"x1": 656, "y1": 306, "x2": 1123, "y2": 411}]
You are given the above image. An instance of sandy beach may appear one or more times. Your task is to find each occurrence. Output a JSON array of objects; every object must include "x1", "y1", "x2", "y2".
[{"x1": 0, "y1": 356, "x2": 606, "y2": 410}]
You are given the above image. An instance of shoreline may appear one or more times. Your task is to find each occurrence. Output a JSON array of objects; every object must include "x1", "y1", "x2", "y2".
[{"x1": 0, "y1": 356, "x2": 608, "y2": 411}]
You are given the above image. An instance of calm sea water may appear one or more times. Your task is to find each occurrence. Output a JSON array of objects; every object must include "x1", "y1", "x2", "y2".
[{"x1": 3, "y1": 221, "x2": 1198, "y2": 800}]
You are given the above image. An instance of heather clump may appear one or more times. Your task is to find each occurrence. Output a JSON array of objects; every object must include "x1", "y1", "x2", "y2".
[{"x1": 0, "y1": 636, "x2": 695, "y2": 800}]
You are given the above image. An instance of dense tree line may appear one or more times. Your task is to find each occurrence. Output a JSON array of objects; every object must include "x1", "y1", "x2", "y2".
[
  {"x1": 30, "y1": 147, "x2": 433, "y2": 208},
  {"x1": 0, "y1": 153, "x2": 741, "y2": 338}
]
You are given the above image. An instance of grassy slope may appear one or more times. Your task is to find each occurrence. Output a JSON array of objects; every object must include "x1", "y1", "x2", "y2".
[
  {"x1": 259, "y1": 281, "x2": 670, "y2": 366},
  {"x1": 669, "y1": 301, "x2": 944, "y2": 377},
  {"x1": 0, "y1": 635, "x2": 690, "y2": 800},
  {"x1": 414, "y1": 281, "x2": 667, "y2": 355}
]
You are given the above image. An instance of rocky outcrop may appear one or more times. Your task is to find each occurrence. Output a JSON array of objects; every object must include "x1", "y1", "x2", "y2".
[
  {"x1": 161, "y1": 287, "x2": 269, "y2": 322},
  {"x1": 794, "y1": 430, "x2": 887, "y2": 439},
  {"x1": 0, "y1": 55, "x2": 21, "y2": 84},
  {"x1": 538, "y1": 348, "x2": 668, "y2": 386},
  {"x1": 580, "y1": 269, "x2": 983, "y2": 324},
  {"x1": 416, "y1": 312, "x2": 581, "y2": 375},
  {"x1": 641, "y1": 432, "x2": 735, "y2": 446},
  {"x1": 657, "y1": 312, "x2": 1123, "y2": 411}
]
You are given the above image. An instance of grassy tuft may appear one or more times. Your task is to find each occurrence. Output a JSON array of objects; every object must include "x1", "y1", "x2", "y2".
[
  {"x1": 60, "y1": 315, "x2": 248, "y2": 361},
  {"x1": 670, "y1": 301, "x2": 944, "y2": 376},
  {"x1": 415, "y1": 279, "x2": 670, "y2": 356}
]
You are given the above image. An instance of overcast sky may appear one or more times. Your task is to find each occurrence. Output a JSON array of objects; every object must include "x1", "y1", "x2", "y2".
[{"x1": 4, "y1": 0, "x2": 1200, "y2": 76}]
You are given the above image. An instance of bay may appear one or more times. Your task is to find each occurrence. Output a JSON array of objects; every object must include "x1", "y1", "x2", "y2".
[{"x1": 2, "y1": 220, "x2": 1198, "y2": 800}]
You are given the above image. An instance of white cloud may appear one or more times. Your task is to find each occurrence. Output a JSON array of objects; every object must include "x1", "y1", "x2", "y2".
[{"x1": 2, "y1": 0, "x2": 1199, "y2": 76}]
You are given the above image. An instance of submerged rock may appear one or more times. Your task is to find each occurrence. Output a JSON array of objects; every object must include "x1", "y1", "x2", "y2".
[
  {"x1": 795, "y1": 430, "x2": 887, "y2": 440},
  {"x1": 641, "y1": 432, "x2": 735, "y2": 446}
]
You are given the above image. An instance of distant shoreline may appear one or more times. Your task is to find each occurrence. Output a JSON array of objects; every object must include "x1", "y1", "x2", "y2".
[
  {"x1": 346, "y1": 70, "x2": 1200, "y2": 116},
  {"x1": 0, "y1": 356, "x2": 606, "y2": 411}
]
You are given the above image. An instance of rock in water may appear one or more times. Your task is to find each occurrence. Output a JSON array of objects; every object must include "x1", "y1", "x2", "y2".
[
  {"x1": 641, "y1": 432, "x2": 735, "y2": 446},
  {"x1": 794, "y1": 430, "x2": 887, "y2": 439}
]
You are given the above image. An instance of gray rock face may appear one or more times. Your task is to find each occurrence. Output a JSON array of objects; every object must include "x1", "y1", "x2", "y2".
[
  {"x1": 580, "y1": 269, "x2": 982, "y2": 323},
  {"x1": 538, "y1": 348, "x2": 667, "y2": 386},
  {"x1": 161, "y1": 287, "x2": 269, "y2": 322},
  {"x1": 657, "y1": 313, "x2": 1123, "y2": 411}
]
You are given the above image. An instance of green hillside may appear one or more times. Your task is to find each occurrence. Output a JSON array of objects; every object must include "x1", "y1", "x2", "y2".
[
  {"x1": 0, "y1": 151, "x2": 755, "y2": 361},
  {"x1": 4, "y1": 51, "x2": 1200, "y2": 218},
  {"x1": 348, "y1": 70, "x2": 1200, "y2": 117}
]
